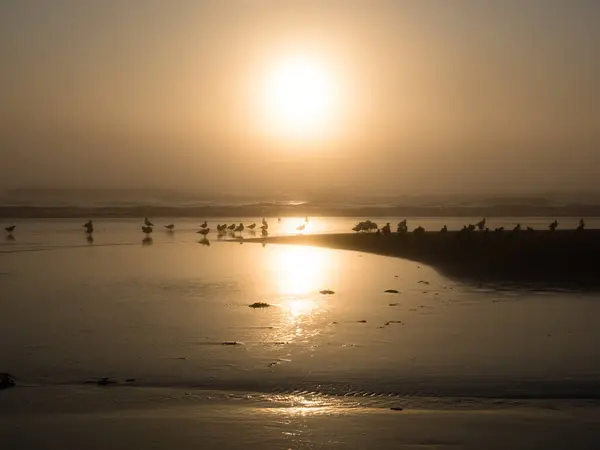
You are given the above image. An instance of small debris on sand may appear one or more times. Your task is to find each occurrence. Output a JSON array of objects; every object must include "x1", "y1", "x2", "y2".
[
  {"x1": 356, "y1": 320, "x2": 367, "y2": 323},
  {"x1": 390, "y1": 407, "x2": 403, "y2": 411},
  {"x1": 418, "y1": 280, "x2": 430, "y2": 285},
  {"x1": 96, "y1": 377, "x2": 116, "y2": 386},
  {"x1": 384, "y1": 289, "x2": 399, "y2": 294},
  {"x1": 0, "y1": 373, "x2": 15, "y2": 389},
  {"x1": 332, "y1": 321, "x2": 338, "y2": 324},
  {"x1": 222, "y1": 341, "x2": 242, "y2": 346},
  {"x1": 249, "y1": 302, "x2": 271, "y2": 308},
  {"x1": 389, "y1": 303, "x2": 399, "y2": 306},
  {"x1": 319, "y1": 289, "x2": 335, "y2": 295},
  {"x1": 125, "y1": 378, "x2": 136, "y2": 383},
  {"x1": 384, "y1": 321, "x2": 402, "y2": 326}
]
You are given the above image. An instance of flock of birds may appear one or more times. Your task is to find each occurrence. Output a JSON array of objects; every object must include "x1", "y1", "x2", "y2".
[
  {"x1": 2, "y1": 217, "x2": 293, "y2": 241},
  {"x1": 351, "y1": 218, "x2": 588, "y2": 235},
  {"x1": 2, "y1": 217, "x2": 588, "y2": 240}
]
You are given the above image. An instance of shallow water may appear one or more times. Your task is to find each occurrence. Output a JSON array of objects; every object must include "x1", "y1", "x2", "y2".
[{"x1": 2, "y1": 218, "x2": 600, "y2": 401}]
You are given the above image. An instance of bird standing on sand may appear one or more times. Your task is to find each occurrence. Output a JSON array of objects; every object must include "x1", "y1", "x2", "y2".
[
  {"x1": 144, "y1": 217, "x2": 154, "y2": 227},
  {"x1": 197, "y1": 227, "x2": 210, "y2": 236},
  {"x1": 381, "y1": 223, "x2": 391, "y2": 235},
  {"x1": 83, "y1": 220, "x2": 94, "y2": 234},
  {"x1": 164, "y1": 224, "x2": 175, "y2": 231},
  {"x1": 476, "y1": 218, "x2": 486, "y2": 231},
  {"x1": 577, "y1": 219, "x2": 585, "y2": 232},
  {"x1": 200, "y1": 221, "x2": 208, "y2": 229},
  {"x1": 234, "y1": 223, "x2": 245, "y2": 233},
  {"x1": 142, "y1": 225, "x2": 153, "y2": 235},
  {"x1": 248, "y1": 223, "x2": 256, "y2": 230},
  {"x1": 440, "y1": 225, "x2": 448, "y2": 233},
  {"x1": 227, "y1": 223, "x2": 236, "y2": 231},
  {"x1": 5, "y1": 225, "x2": 16, "y2": 235},
  {"x1": 549, "y1": 220, "x2": 558, "y2": 232}
]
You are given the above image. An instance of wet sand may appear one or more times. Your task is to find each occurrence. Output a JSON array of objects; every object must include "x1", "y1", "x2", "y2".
[
  {"x1": 2, "y1": 386, "x2": 600, "y2": 450},
  {"x1": 253, "y1": 230, "x2": 600, "y2": 287}
]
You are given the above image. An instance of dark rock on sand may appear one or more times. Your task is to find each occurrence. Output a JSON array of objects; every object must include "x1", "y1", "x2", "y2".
[
  {"x1": 384, "y1": 289, "x2": 399, "y2": 293},
  {"x1": 249, "y1": 302, "x2": 271, "y2": 308},
  {"x1": 319, "y1": 289, "x2": 335, "y2": 295},
  {"x1": 0, "y1": 373, "x2": 15, "y2": 389}
]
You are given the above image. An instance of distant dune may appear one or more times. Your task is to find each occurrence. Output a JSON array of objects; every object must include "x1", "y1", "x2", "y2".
[{"x1": 253, "y1": 230, "x2": 600, "y2": 288}]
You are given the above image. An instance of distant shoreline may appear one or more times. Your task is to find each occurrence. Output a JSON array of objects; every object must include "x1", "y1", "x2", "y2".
[
  {"x1": 250, "y1": 231, "x2": 600, "y2": 288},
  {"x1": 2, "y1": 204, "x2": 600, "y2": 219}
]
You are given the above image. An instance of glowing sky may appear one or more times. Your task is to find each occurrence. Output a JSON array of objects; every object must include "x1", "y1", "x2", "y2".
[{"x1": 1, "y1": 1, "x2": 599, "y2": 195}]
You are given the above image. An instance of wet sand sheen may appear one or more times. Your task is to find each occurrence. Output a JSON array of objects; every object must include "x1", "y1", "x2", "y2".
[{"x1": 251, "y1": 230, "x2": 600, "y2": 287}]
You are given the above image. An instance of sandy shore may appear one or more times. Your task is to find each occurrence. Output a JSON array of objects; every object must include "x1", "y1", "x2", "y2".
[
  {"x1": 1, "y1": 386, "x2": 600, "y2": 450},
  {"x1": 251, "y1": 230, "x2": 600, "y2": 287}
]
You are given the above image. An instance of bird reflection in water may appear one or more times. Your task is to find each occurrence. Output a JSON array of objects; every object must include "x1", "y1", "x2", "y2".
[
  {"x1": 142, "y1": 236, "x2": 153, "y2": 246},
  {"x1": 86, "y1": 234, "x2": 94, "y2": 244},
  {"x1": 198, "y1": 237, "x2": 211, "y2": 246},
  {"x1": 5, "y1": 234, "x2": 15, "y2": 242}
]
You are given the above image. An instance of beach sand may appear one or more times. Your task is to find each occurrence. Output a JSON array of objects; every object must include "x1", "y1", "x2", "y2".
[
  {"x1": 2, "y1": 219, "x2": 600, "y2": 448},
  {"x1": 2, "y1": 386, "x2": 600, "y2": 450}
]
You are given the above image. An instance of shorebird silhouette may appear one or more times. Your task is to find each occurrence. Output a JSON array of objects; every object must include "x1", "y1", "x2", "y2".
[
  {"x1": 381, "y1": 223, "x2": 391, "y2": 235},
  {"x1": 5, "y1": 225, "x2": 16, "y2": 235},
  {"x1": 248, "y1": 223, "x2": 256, "y2": 230},
  {"x1": 142, "y1": 225, "x2": 153, "y2": 235},
  {"x1": 200, "y1": 221, "x2": 208, "y2": 229},
  {"x1": 476, "y1": 218, "x2": 486, "y2": 231},
  {"x1": 227, "y1": 223, "x2": 236, "y2": 231},
  {"x1": 296, "y1": 223, "x2": 306, "y2": 232},
  {"x1": 577, "y1": 219, "x2": 585, "y2": 232},
  {"x1": 144, "y1": 217, "x2": 154, "y2": 227},
  {"x1": 440, "y1": 225, "x2": 448, "y2": 233},
  {"x1": 549, "y1": 220, "x2": 558, "y2": 232},
  {"x1": 82, "y1": 220, "x2": 94, "y2": 234},
  {"x1": 234, "y1": 223, "x2": 244, "y2": 233},
  {"x1": 164, "y1": 224, "x2": 175, "y2": 231},
  {"x1": 197, "y1": 227, "x2": 210, "y2": 236}
]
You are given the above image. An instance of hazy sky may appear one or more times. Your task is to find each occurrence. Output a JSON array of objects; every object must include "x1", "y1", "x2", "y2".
[{"x1": 1, "y1": 0, "x2": 599, "y2": 196}]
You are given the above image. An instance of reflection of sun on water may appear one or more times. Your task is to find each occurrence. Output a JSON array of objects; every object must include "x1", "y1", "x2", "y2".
[{"x1": 274, "y1": 246, "x2": 331, "y2": 299}]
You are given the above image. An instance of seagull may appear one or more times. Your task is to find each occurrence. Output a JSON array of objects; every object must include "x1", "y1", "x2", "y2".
[
  {"x1": 144, "y1": 217, "x2": 154, "y2": 227},
  {"x1": 200, "y1": 221, "x2": 208, "y2": 229},
  {"x1": 83, "y1": 220, "x2": 94, "y2": 234},
  {"x1": 142, "y1": 225, "x2": 153, "y2": 234},
  {"x1": 262, "y1": 218, "x2": 268, "y2": 227},
  {"x1": 164, "y1": 224, "x2": 175, "y2": 231},
  {"x1": 197, "y1": 228, "x2": 210, "y2": 236},
  {"x1": 5, "y1": 225, "x2": 16, "y2": 234},
  {"x1": 234, "y1": 223, "x2": 244, "y2": 233},
  {"x1": 248, "y1": 223, "x2": 257, "y2": 230}
]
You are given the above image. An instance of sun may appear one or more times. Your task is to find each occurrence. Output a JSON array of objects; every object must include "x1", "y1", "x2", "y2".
[{"x1": 261, "y1": 56, "x2": 340, "y2": 141}]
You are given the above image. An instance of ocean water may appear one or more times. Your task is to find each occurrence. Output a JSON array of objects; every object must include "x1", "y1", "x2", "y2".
[
  {"x1": 2, "y1": 217, "x2": 600, "y2": 400},
  {"x1": 3, "y1": 218, "x2": 600, "y2": 448}
]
